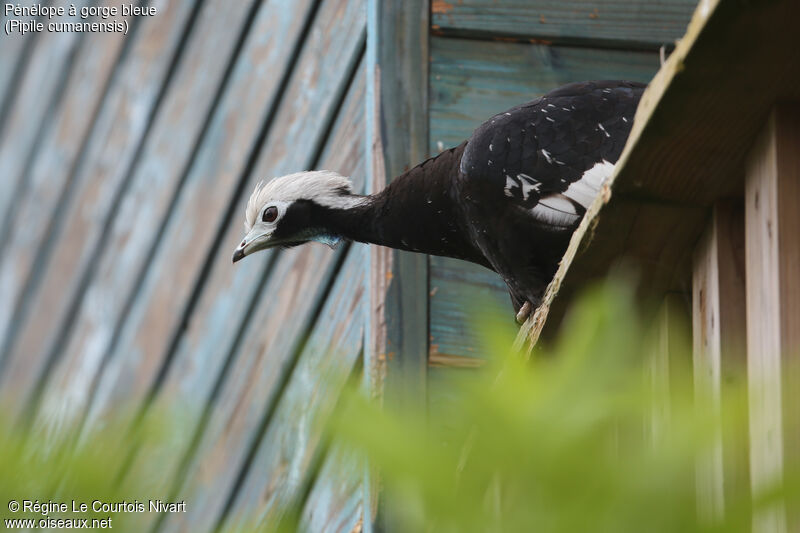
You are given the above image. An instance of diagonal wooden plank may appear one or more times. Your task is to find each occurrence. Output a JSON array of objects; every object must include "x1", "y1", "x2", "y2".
[
  {"x1": 167, "y1": 245, "x2": 347, "y2": 533},
  {"x1": 222, "y1": 245, "x2": 366, "y2": 531},
  {"x1": 430, "y1": 0, "x2": 695, "y2": 48},
  {"x1": 126, "y1": 63, "x2": 366, "y2": 517},
  {"x1": 0, "y1": 9, "x2": 38, "y2": 127},
  {"x1": 0, "y1": 0, "x2": 203, "y2": 416},
  {"x1": 13, "y1": 0, "x2": 262, "y2": 416},
  {"x1": 0, "y1": 0, "x2": 133, "y2": 364},
  {"x1": 0, "y1": 0, "x2": 89, "y2": 326},
  {"x1": 300, "y1": 444, "x2": 364, "y2": 533}
]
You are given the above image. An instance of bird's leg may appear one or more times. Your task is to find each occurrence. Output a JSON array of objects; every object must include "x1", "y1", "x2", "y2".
[{"x1": 515, "y1": 301, "x2": 532, "y2": 325}]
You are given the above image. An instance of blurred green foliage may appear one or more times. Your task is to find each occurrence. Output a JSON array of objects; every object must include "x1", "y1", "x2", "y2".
[
  {"x1": 330, "y1": 281, "x2": 794, "y2": 533},
  {"x1": 1, "y1": 280, "x2": 798, "y2": 532},
  {"x1": 0, "y1": 409, "x2": 168, "y2": 530}
]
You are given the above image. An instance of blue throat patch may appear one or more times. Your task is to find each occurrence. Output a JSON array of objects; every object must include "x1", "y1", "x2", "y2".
[{"x1": 313, "y1": 234, "x2": 342, "y2": 249}]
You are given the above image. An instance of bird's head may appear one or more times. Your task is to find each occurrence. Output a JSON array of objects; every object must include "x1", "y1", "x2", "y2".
[{"x1": 232, "y1": 170, "x2": 361, "y2": 263}]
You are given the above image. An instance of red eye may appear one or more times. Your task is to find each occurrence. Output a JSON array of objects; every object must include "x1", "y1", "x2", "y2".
[{"x1": 262, "y1": 206, "x2": 278, "y2": 223}]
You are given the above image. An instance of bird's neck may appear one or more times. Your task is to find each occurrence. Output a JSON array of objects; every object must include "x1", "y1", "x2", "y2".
[{"x1": 320, "y1": 144, "x2": 487, "y2": 265}]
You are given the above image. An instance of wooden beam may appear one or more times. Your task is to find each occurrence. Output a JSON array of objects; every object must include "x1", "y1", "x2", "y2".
[
  {"x1": 692, "y1": 201, "x2": 747, "y2": 523},
  {"x1": 745, "y1": 105, "x2": 800, "y2": 533},
  {"x1": 365, "y1": 0, "x2": 429, "y2": 529}
]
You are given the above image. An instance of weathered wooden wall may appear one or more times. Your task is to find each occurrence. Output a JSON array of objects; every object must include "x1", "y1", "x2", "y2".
[
  {"x1": 0, "y1": 0, "x2": 696, "y2": 530},
  {"x1": 0, "y1": 0, "x2": 366, "y2": 530}
]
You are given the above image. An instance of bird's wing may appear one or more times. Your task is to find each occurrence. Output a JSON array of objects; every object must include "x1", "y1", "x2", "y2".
[{"x1": 458, "y1": 80, "x2": 644, "y2": 227}]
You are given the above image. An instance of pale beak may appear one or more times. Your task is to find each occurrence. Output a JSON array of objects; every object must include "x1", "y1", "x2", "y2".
[{"x1": 232, "y1": 229, "x2": 270, "y2": 264}]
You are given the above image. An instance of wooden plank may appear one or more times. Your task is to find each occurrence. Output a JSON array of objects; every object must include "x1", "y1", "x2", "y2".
[
  {"x1": 85, "y1": 0, "x2": 365, "y2": 429},
  {"x1": 366, "y1": 0, "x2": 430, "y2": 399},
  {"x1": 0, "y1": 0, "x2": 89, "y2": 331},
  {"x1": 691, "y1": 202, "x2": 747, "y2": 522},
  {"x1": 160, "y1": 244, "x2": 347, "y2": 533},
  {"x1": 127, "y1": 63, "x2": 366, "y2": 516},
  {"x1": 300, "y1": 444, "x2": 364, "y2": 533},
  {"x1": 0, "y1": 0, "x2": 131, "y2": 364},
  {"x1": 745, "y1": 106, "x2": 800, "y2": 533},
  {"x1": 431, "y1": 0, "x2": 696, "y2": 48},
  {"x1": 430, "y1": 36, "x2": 659, "y2": 150},
  {"x1": 0, "y1": 0, "x2": 203, "y2": 417},
  {"x1": 221, "y1": 246, "x2": 366, "y2": 531},
  {"x1": 646, "y1": 294, "x2": 690, "y2": 446},
  {"x1": 366, "y1": 0, "x2": 429, "y2": 528},
  {"x1": 0, "y1": 0, "x2": 89, "y2": 203},
  {"x1": 429, "y1": 256, "x2": 507, "y2": 361},
  {"x1": 430, "y1": 37, "x2": 662, "y2": 355}
]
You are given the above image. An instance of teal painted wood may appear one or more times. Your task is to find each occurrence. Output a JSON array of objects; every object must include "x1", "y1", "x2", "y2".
[
  {"x1": 428, "y1": 37, "x2": 662, "y2": 359},
  {"x1": 1, "y1": 0, "x2": 202, "y2": 415},
  {"x1": 300, "y1": 444, "x2": 363, "y2": 533},
  {"x1": 23, "y1": 0, "x2": 310, "y2": 429},
  {"x1": 85, "y1": 0, "x2": 365, "y2": 430},
  {"x1": 429, "y1": 257, "x2": 508, "y2": 360},
  {"x1": 222, "y1": 244, "x2": 366, "y2": 531},
  {"x1": 365, "y1": 0, "x2": 429, "y2": 437},
  {"x1": 126, "y1": 63, "x2": 366, "y2": 525},
  {"x1": 144, "y1": 2, "x2": 366, "y2": 531},
  {"x1": 0, "y1": 0, "x2": 89, "y2": 333},
  {"x1": 431, "y1": 0, "x2": 696, "y2": 48},
  {"x1": 366, "y1": 0, "x2": 430, "y2": 528},
  {"x1": 0, "y1": 0, "x2": 131, "y2": 372},
  {"x1": 430, "y1": 36, "x2": 660, "y2": 149},
  {"x1": 160, "y1": 244, "x2": 347, "y2": 533}
]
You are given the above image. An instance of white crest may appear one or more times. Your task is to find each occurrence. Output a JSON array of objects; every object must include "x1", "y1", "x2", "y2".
[{"x1": 244, "y1": 170, "x2": 363, "y2": 232}]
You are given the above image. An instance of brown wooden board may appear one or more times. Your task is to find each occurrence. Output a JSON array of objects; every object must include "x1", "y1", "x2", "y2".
[
  {"x1": 692, "y1": 202, "x2": 748, "y2": 521},
  {"x1": 0, "y1": 0, "x2": 131, "y2": 368},
  {"x1": 745, "y1": 107, "x2": 800, "y2": 532},
  {"x1": 1, "y1": 0, "x2": 202, "y2": 415},
  {"x1": 221, "y1": 245, "x2": 366, "y2": 531},
  {"x1": 429, "y1": 36, "x2": 661, "y2": 359},
  {"x1": 431, "y1": 0, "x2": 695, "y2": 48},
  {"x1": 126, "y1": 63, "x2": 366, "y2": 524},
  {"x1": 521, "y1": 0, "x2": 800, "y2": 349}
]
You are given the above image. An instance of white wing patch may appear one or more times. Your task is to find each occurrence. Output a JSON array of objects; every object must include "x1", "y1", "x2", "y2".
[
  {"x1": 563, "y1": 160, "x2": 615, "y2": 208},
  {"x1": 530, "y1": 200, "x2": 580, "y2": 227},
  {"x1": 529, "y1": 160, "x2": 615, "y2": 227}
]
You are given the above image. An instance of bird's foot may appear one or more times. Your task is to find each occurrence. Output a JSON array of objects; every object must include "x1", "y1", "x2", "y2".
[{"x1": 515, "y1": 301, "x2": 532, "y2": 325}]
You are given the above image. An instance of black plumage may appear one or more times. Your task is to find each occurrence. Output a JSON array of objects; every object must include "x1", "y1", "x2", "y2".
[{"x1": 235, "y1": 80, "x2": 645, "y2": 318}]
